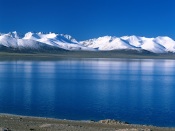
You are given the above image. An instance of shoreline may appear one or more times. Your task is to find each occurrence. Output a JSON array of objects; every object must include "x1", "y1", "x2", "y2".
[
  {"x1": 0, "y1": 52, "x2": 175, "y2": 60},
  {"x1": 0, "y1": 114, "x2": 175, "y2": 131}
]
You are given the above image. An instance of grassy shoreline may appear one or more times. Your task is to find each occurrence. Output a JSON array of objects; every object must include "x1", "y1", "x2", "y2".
[
  {"x1": 0, "y1": 114, "x2": 175, "y2": 131},
  {"x1": 0, "y1": 51, "x2": 175, "y2": 60}
]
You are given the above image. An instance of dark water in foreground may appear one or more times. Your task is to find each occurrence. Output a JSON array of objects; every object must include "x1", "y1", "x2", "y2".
[{"x1": 0, "y1": 59, "x2": 175, "y2": 127}]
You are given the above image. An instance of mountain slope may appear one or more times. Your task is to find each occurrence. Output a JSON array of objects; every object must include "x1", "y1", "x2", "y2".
[
  {"x1": 0, "y1": 32, "x2": 175, "y2": 53},
  {"x1": 80, "y1": 35, "x2": 175, "y2": 53},
  {"x1": 0, "y1": 32, "x2": 94, "y2": 52}
]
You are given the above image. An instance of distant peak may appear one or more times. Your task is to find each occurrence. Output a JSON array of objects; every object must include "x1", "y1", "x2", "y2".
[
  {"x1": 7, "y1": 31, "x2": 22, "y2": 39},
  {"x1": 0, "y1": 31, "x2": 175, "y2": 53},
  {"x1": 12, "y1": 31, "x2": 17, "y2": 34},
  {"x1": 156, "y1": 36, "x2": 171, "y2": 39},
  {"x1": 59, "y1": 34, "x2": 78, "y2": 43}
]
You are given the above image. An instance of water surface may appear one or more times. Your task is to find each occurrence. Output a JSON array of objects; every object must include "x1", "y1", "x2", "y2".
[{"x1": 0, "y1": 58, "x2": 175, "y2": 127}]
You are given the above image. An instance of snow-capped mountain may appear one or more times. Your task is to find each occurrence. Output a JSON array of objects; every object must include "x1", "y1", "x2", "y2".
[
  {"x1": 80, "y1": 35, "x2": 175, "y2": 53},
  {"x1": 0, "y1": 31, "x2": 93, "y2": 51},
  {"x1": 0, "y1": 31, "x2": 175, "y2": 53}
]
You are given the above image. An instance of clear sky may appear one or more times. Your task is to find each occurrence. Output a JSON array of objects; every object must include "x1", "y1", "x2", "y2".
[{"x1": 0, "y1": 0, "x2": 174, "y2": 40}]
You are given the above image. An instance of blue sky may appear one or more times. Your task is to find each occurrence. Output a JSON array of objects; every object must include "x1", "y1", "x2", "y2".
[{"x1": 0, "y1": 0, "x2": 174, "y2": 40}]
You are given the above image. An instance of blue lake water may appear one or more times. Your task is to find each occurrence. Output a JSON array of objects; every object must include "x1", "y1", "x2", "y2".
[{"x1": 0, "y1": 58, "x2": 175, "y2": 127}]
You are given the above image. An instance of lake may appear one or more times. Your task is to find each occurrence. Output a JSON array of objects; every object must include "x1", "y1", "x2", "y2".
[{"x1": 0, "y1": 58, "x2": 175, "y2": 127}]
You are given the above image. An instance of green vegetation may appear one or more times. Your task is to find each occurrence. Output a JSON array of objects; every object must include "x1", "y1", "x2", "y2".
[{"x1": 0, "y1": 50, "x2": 175, "y2": 60}]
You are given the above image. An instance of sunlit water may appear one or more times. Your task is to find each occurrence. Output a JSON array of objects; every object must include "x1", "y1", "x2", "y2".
[{"x1": 0, "y1": 58, "x2": 175, "y2": 127}]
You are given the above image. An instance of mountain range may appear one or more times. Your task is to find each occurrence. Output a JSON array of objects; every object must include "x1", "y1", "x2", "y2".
[{"x1": 0, "y1": 31, "x2": 175, "y2": 53}]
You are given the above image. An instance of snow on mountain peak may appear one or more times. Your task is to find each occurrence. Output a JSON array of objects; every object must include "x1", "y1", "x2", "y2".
[
  {"x1": 0, "y1": 31, "x2": 175, "y2": 53},
  {"x1": 79, "y1": 35, "x2": 175, "y2": 53},
  {"x1": 0, "y1": 31, "x2": 94, "y2": 51},
  {"x1": 6, "y1": 31, "x2": 22, "y2": 39}
]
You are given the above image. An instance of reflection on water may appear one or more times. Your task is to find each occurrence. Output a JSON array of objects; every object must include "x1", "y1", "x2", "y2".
[{"x1": 0, "y1": 59, "x2": 175, "y2": 127}]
